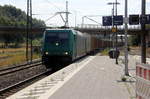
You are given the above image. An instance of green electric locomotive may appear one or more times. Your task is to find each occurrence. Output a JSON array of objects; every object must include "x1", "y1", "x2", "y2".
[{"x1": 42, "y1": 29, "x2": 91, "y2": 69}]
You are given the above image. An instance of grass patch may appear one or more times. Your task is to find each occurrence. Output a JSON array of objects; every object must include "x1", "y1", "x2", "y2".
[
  {"x1": 0, "y1": 53, "x2": 40, "y2": 67},
  {"x1": 101, "y1": 48, "x2": 110, "y2": 56},
  {"x1": 0, "y1": 47, "x2": 25, "y2": 53},
  {"x1": 0, "y1": 47, "x2": 40, "y2": 67}
]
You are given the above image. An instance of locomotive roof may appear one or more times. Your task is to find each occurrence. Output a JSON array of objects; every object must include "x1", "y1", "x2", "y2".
[
  {"x1": 45, "y1": 28, "x2": 73, "y2": 31},
  {"x1": 45, "y1": 29, "x2": 77, "y2": 35}
]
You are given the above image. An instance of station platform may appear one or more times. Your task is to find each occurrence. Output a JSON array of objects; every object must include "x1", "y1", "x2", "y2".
[{"x1": 7, "y1": 56, "x2": 136, "y2": 99}]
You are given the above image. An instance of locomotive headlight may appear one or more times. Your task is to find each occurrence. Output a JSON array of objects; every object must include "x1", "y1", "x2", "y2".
[
  {"x1": 45, "y1": 52, "x2": 49, "y2": 55},
  {"x1": 65, "y1": 52, "x2": 68, "y2": 55},
  {"x1": 55, "y1": 43, "x2": 59, "y2": 46}
]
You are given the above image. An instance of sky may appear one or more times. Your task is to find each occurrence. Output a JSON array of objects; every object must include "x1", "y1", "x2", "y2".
[{"x1": 1, "y1": 0, "x2": 150, "y2": 27}]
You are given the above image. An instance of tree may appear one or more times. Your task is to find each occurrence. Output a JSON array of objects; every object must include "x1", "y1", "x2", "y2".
[{"x1": 0, "y1": 5, "x2": 46, "y2": 48}]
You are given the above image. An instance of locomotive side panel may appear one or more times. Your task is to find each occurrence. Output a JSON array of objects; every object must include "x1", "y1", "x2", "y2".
[
  {"x1": 85, "y1": 34, "x2": 91, "y2": 53},
  {"x1": 75, "y1": 31, "x2": 86, "y2": 58}
]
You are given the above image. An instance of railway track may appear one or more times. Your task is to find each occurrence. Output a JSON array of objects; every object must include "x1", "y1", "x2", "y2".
[
  {"x1": 0, "y1": 69, "x2": 51, "y2": 99},
  {"x1": 0, "y1": 59, "x2": 42, "y2": 76},
  {"x1": 0, "y1": 59, "x2": 49, "y2": 99}
]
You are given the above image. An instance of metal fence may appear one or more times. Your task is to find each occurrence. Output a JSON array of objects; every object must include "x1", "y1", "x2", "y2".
[{"x1": 136, "y1": 63, "x2": 150, "y2": 99}]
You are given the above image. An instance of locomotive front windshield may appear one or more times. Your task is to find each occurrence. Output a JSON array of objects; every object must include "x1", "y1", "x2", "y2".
[{"x1": 45, "y1": 32, "x2": 69, "y2": 44}]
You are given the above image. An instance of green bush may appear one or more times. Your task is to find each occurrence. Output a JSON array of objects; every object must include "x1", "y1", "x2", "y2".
[{"x1": 101, "y1": 48, "x2": 110, "y2": 55}]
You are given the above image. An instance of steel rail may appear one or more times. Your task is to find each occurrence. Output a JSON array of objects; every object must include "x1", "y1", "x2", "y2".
[
  {"x1": 0, "y1": 59, "x2": 41, "y2": 71},
  {"x1": 0, "y1": 60, "x2": 42, "y2": 76},
  {"x1": 0, "y1": 69, "x2": 51, "y2": 95}
]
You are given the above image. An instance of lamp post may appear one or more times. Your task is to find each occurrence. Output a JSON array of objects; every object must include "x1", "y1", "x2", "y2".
[
  {"x1": 107, "y1": 2, "x2": 115, "y2": 52},
  {"x1": 107, "y1": 2, "x2": 115, "y2": 26},
  {"x1": 124, "y1": 0, "x2": 129, "y2": 76},
  {"x1": 115, "y1": 0, "x2": 119, "y2": 64},
  {"x1": 141, "y1": 0, "x2": 146, "y2": 63},
  {"x1": 107, "y1": 1, "x2": 120, "y2": 64}
]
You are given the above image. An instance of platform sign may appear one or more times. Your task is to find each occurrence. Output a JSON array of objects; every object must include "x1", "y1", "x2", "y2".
[
  {"x1": 145, "y1": 15, "x2": 150, "y2": 30},
  {"x1": 146, "y1": 14, "x2": 150, "y2": 24},
  {"x1": 102, "y1": 16, "x2": 112, "y2": 26},
  {"x1": 140, "y1": 15, "x2": 147, "y2": 24},
  {"x1": 129, "y1": 15, "x2": 139, "y2": 25},
  {"x1": 113, "y1": 15, "x2": 123, "y2": 25},
  {"x1": 140, "y1": 15, "x2": 150, "y2": 24},
  {"x1": 139, "y1": 14, "x2": 150, "y2": 30},
  {"x1": 146, "y1": 15, "x2": 150, "y2": 30}
]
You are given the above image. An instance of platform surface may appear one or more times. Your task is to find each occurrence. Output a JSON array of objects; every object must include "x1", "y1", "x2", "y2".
[
  {"x1": 47, "y1": 56, "x2": 134, "y2": 99},
  {"x1": 8, "y1": 56, "x2": 136, "y2": 99}
]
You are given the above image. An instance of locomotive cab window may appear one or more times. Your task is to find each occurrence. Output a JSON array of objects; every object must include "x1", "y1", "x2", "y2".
[
  {"x1": 58, "y1": 33, "x2": 68, "y2": 39},
  {"x1": 45, "y1": 32, "x2": 69, "y2": 43}
]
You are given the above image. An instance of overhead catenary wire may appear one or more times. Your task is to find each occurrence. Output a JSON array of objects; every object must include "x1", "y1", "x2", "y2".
[
  {"x1": 82, "y1": 16, "x2": 102, "y2": 26},
  {"x1": 44, "y1": 1, "x2": 70, "y2": 27},
  {"x1": 45, "y1": 13, "x2": 58, "y2": 22},
  {"x1": 44, "y1": 0, "x2": 71, "y2": 26},
  {"x1": 43, "y1": 0, "x2": 79, "y2": 27},
  {"x1": 44, "y1": 0, "x2": 63, "y2": 12}
]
